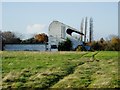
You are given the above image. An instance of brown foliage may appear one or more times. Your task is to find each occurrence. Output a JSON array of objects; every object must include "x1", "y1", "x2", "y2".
[
  {"x1": 90, "y1": 37, "x2": 120, "y2": 51},
  {"x1": 34, "y1": 33, "x2": 48, "y2": 43},
  {"x1": 111, "y1": 37, "x2": 120, "y2": 45},
  {"x1": 110, "y1": 37, "x2": 120, "y2": 51}
]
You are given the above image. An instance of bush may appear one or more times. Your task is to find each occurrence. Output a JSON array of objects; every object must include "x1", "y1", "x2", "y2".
[
  {"x1": 58, "y1": 38, "x2": 72, "y2": 51},
  {"x1": 90, "y1": 37, "x2": 120, "y2": 51},
  {"x1": 76, "y1": 45, "x2": 86, "y2": 51},
  {"x1": 91, "y1": 41, "x2": 102, "y2": 51}
]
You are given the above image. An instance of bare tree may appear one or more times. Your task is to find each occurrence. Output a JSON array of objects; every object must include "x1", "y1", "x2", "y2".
[
  {"x1": 84, "y1": 17, "x2": 87, "y2": 42},
  {"x1": 80, "y1": 18, "x2": 84, "y2": 41},
  {"x1": 2, "y1": 31, "x2": 21, "y2": 44},
  {"x1": 89, "y1": 17, "x2": 93, "y2": 43}
]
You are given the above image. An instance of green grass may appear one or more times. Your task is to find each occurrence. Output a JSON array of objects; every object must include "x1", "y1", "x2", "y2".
[{"x1": 1, "y1": 51, "x2": 119, "y2": 89}]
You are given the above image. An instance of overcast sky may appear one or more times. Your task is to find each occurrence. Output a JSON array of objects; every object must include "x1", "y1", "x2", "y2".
[{"x1": 1, "y1": 1, "x2": 118, "y2": 40}]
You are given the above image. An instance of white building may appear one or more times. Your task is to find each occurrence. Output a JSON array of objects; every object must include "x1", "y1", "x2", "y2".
[{"x1": 48, "y1": 21, "x2": 84, "y2": 51}]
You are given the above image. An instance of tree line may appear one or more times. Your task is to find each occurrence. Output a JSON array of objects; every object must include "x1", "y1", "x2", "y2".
[
  {"x1": 89, "y1": 36, "x2": 120, "y2": 51},
  {"x1": 1, "y1": 31, "x2": 48, "y2": 44}
]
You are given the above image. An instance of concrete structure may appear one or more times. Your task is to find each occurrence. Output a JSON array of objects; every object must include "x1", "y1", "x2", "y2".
[
  {"x1": 48, "y1": 21, "x2": 84, "y2": 51},
  {"x1": 4, "y1": 44, "x2": 48, "y2": 51}
]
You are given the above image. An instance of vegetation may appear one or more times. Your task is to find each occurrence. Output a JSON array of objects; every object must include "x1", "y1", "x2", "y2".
[
  {"x1": 76, "y1": 45, "x2": 86, "y2": 51},
  {"x1": 89, "y1": 36, "x2": 120, "y2": 51},
  {"x1": 34, "y1": 33, "x2": 48, "y2": 43},
  {"x1": 89, "y1": 17, "x2": 93, "y2": 43},
  {"x1": 1, "y1": 51, "x2": 119, "y2": 89},
  {"x1": 84, "y1": 17, "x2": 87, "y2": 42},
  {"x1": 1, "y1": 31, "x2": 48, "y2": 44},
  {"x1": 80, "y1": 18, "x2": 84, "y2": 41},
  {"x1": 58, "y1": 38, "x2": 72, "y2": 51},
  {"x1": 1, "y1": 31, "x2": 21, "y2": 44}
]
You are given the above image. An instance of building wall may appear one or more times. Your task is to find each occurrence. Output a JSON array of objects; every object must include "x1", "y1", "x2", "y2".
[
  {"x1": 49, "y1": 21, "x2": 62, "y2": 39},
  {"x1": 4, "y1": 44, "x2": 47, "y2": 51},
  {"x1": 48, "y1": 21, "x2": 63, "y2": 50},
  {"x1": 49, "y1": 21, "x2": 71, "y2": 46}
]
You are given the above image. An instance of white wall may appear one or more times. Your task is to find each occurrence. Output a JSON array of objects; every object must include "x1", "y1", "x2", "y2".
[
  {"x1": 49, "y1": 21, "x2": 62, "y2": 38},
  {"x1": 48, "y1": 21, "x2": 69, "y2": 46}
]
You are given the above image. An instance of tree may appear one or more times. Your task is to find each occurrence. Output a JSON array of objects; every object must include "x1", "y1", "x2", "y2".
[
  {"x1": 111, "y1": 36, "x2": 120, "y2": 51},
  {"x1": 89, "y1": 17, "x2": 93, "y2": 43},
  {"x1": 80, "y1": 18, "x2": 84, "y2": 41},
  {"x1": 84, "y1": 17, "x2": 87, "y2": 43},
  {"x1": 2, "y1": 31, "x2": 21, "y2": 44},
  {"x1": 34, "y1": 33, "x2": 48, "y2": 43}
]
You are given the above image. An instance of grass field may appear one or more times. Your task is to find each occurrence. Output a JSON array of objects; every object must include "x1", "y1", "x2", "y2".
[{"x1": 1, "y1": 51, "x2": 119, "y2": 89}]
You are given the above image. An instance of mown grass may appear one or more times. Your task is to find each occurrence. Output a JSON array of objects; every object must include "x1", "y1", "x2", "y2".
[{"x1": 1, "y1": 51, "x2": 119, "y2": 89}]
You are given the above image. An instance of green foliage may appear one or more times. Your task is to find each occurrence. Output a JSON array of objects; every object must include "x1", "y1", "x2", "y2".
[{"x1": 58, "y1": 38, "x2": 72, "y2": 51}]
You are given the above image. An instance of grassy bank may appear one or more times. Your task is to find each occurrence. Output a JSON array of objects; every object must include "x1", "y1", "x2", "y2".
[{"x1": 1, "y1": 51, "x2": 119, "y2": 89}]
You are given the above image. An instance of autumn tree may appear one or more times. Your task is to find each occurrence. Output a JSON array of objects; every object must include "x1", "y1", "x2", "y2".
[
  {"x1": 111, "y1": 36, "x2": 120, "y2": 51},
  {"x1": 34, "y1": 33, "x2": 48, "y2": 43}
]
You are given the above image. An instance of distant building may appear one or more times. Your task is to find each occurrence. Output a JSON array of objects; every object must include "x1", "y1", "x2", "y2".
[
  {"x1": 48, "y1": 21, "x2": 84, "y2": 51},
  {"x1": 4, "y1": 44, "x2": 48, "y2": 51}
]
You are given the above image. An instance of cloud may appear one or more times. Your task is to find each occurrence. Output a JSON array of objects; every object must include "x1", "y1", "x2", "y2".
[{"x1": 26, "y1": 24, "x2": 46, "y2": 34}]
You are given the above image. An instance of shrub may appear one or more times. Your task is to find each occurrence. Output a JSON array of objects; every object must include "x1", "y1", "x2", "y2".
[
  {"x1": 58, "y1": 38, "x2": 72, "y2": 51},
  {"x1": 76, "y1": 45, "x2": 86, "y2": 51},
  {"x1": 90, "y1": 37, "x2": 120, "y2": 51}
]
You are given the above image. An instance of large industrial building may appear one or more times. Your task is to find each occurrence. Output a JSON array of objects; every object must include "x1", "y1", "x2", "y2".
[{"x1": 48, "y1": 21, "x2": 84, "y2": 51}]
